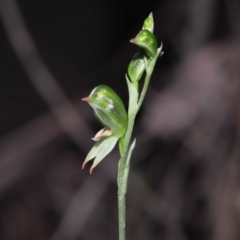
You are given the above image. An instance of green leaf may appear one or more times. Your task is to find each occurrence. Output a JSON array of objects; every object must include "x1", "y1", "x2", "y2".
[
  {"x1": 126, "y1": 138, "x2": 136, "y2": 166},
  {"x1": 118, "y1": 138, "x2": 136, "y2": 194},
  {"x1": 126, "y1": 74, "x2": 138, "y2": 109},
  {"x1": 118, "y1": 136, "x2": 125, "y2": 156},
  {"x1": 82, "y1": 135, "x2": 119, "y2": 174}
]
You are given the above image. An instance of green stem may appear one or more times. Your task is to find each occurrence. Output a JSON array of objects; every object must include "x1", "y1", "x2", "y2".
[
  {"x1": 117, "y1": 79, "x2": 138, "y2": 240},
  {"x1": 117, "y1": 137, "x2": 136, "y2": 240},
  {"x1": 137, "y1": 46, "x2": 162, "y2": 111},
  {"x1": 117, "y1": 45, "x2": 162, "y2": 240}
]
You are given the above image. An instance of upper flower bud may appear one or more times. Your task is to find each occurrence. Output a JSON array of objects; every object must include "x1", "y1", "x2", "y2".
[
  {"x1": 130, "y1": 30, "x2": 158, "y2": 58},
  {"x1": 127, "y1": 51, "x2": 145, "y2": 82},
  {"x1": 142, "y1": 12, "x2": 154, "y2": 33}
]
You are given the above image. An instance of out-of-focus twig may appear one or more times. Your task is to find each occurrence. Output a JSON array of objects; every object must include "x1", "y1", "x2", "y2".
[
  {"x1": 0, "y1": 0, "x2": 92, "y2": 150},
  {"x1": 50, "y1": 173, "x2": 108, "y2": 240},
  {"x1": 0, "y1": 106, "x2": 170, "y2": 239},
  {"x1": 0, "y1": 0, "x2": 109, "y2": 238},
  {"x1": 183, "y1": 0, "x2": 216, "y2": 54}
]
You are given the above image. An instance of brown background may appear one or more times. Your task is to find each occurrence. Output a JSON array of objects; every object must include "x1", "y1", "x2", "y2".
[{"x1": 0, "y1": 0, "x2": 240, "y2": 239}]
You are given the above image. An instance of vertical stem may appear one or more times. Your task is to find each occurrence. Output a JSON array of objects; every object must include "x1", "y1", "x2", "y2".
[
  {"x1": 117, "y1": 80, "x2": 138, "y2": 240},
  {"x1": 117, "y1": 46, "x2": 162, "y2": 240},
  {"x1": 117, "y1": 136, "x2": 135, "y2": 240},
  {"x1": 117, "y1": 120, "x2": 136, "y2": 240},
  {"x1": 137, "y1": 46, "x2": 162, "y2": 111}
]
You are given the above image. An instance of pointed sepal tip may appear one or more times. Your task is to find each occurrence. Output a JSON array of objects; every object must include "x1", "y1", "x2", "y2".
[
  {"x1": 82, "y1": 160, "x2": 87, "y2": 169},
  {"x1": 130, "y1": 38, "x2": 136, "y2": 44},
  {"x1": 82, "y1": 96, "x2": 90, "y2": 102}
]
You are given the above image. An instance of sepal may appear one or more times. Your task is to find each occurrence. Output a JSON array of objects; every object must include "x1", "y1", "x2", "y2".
[
  {"x1": 82, "y1": 85, "x2": 127, "y2": 137},
  {"x1": 142, "y1": 12, "x2": 154, "y2": 33},
  {"x1": 82, "y1": 135, "x2": 119, "y2": 174}
]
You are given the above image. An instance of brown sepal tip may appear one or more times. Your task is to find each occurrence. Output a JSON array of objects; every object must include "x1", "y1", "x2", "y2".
[
  {"x1": 130, "y1": 38, "x2": 136, "y2": 44},
  {"x1": 82, "y1": 160, "x2": 87, "y2": 169},
  {"x1": 82, "y1": 161, "x2": 95, "y2": 174},
  {"x1": 89, "y1": 165, "x2": 95, "y2": 174},
  {"x1": 82, "y1": 96, "x2": 90, "y2": 102},
  {"x1": 159, "y1": 51, "x2": 164, "y2": 58}
]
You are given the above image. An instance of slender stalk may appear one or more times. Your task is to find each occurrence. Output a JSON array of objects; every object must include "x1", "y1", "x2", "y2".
[
  {"x1": 117, "y1": 47, "x2": 161, "y2": 240},
  {"x1": 137, "y1": 46, "x2": 162, "y2": 111},
  {"x1": 117, "y1": 80, "x2": 138, "y2": 240},
  {"x1": 81, "y1": 13, "x2": 162, "y2": 240}
]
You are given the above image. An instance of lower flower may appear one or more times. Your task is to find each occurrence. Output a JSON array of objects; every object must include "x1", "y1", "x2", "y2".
[{"x1": 82, "y1": 134, "x2": 119, "y2": 174}]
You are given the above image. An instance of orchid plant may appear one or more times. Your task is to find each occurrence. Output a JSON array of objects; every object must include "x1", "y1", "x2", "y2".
[{"x1": 82, "y1": 13, "x2": 163, "y2": 240}]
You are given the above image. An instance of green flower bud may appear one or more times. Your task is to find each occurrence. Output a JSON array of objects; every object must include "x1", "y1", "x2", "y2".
[
  {"x1": 82, "y1": 85, "x2": 127, "y2": 137},
  {"x1": 127, "y1": 51, "x2": 145, "y2": 82},
  {"x1": 130, "y1": 30, "x2": 158, "y2": 58},
  {"x1": 142, "y1": 12, "x2": 154, "y2": 33}
]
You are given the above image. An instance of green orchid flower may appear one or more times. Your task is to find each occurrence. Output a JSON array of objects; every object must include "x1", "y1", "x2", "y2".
[{"x1": 82, "y1": 85, "x2": 127, "y2": 173}]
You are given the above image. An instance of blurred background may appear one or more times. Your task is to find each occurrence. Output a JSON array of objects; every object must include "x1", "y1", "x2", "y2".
[{"x1": 0, "y1": 0, "x2": 240, "y2": 239}]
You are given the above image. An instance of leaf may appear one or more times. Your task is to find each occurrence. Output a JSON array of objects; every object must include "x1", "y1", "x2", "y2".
[
  {"x1": 118, "y1": 138, "x2": 136, "y2": 195},
  {"x1": 118, "y1": 136, "x2": 125, "y2": 156},
  {"x1": 126, "y1": 138, "x2": 136, "y2": 166},
  {"x1": 126, "y1": 74, "x2": 139, "y2": 112}
]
